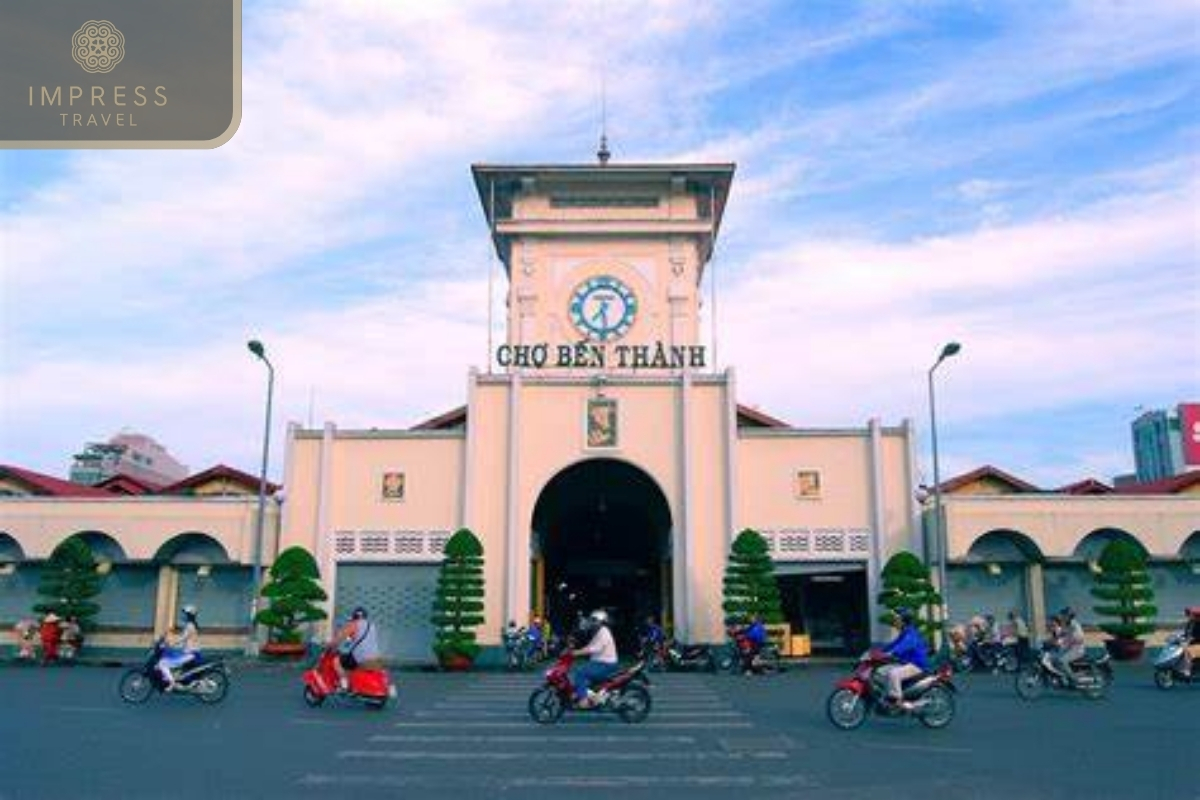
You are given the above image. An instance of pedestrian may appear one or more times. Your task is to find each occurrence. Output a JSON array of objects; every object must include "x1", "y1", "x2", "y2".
[
  {"x1": 39, "y1": 612, "x2": 61, "y2": 664},
  {"x1": 1005, "y1": 609, "x2": 1030, "y2": 663}
]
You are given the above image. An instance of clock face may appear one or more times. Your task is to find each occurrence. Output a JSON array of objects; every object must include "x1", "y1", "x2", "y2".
[{"x1": 569, "y1": 276, "x2": 637, "y2": 341}]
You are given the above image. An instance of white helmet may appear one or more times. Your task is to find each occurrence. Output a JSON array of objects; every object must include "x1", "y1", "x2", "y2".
[{"x1": 589, "y1": 609, "x2": 609, "y2": 625}]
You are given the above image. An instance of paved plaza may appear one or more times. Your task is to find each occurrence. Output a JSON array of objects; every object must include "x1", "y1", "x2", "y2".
[{"x1": 0, "y1": 660, "x2": 1196, "y2": 799}]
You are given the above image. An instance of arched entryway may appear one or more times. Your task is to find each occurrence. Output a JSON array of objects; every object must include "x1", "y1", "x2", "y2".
[{"x1": 531, "y1": 458, "x2": 672, "y2": 650}]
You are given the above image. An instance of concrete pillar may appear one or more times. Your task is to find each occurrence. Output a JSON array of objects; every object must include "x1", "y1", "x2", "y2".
[
  {"x1": 1026, "y1": 562, "x2": 1047, "y2": 637},
  {"x1": 504, "y1": 373, "x2": 522, "y2": 628},
  {"x1": 315, "y1": 422, "x2": 336, "y2": 639},
  {"x1": 153, "y1": 565, "x2": 178, "y2": 637},
  {"x1": 867, "y1": 419, "x2": 887, "y2": 641},
  {"x1": 674, "y1": 371, "x2": 693, "y2": 641}
]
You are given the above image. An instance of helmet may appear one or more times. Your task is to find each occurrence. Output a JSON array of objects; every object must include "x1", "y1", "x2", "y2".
[
  {"x1": 589, "y1": 609, "x2": 609, "y2": 625},
  {"x1": 1059, "y1": 607, "x2": 1075, "y2": 620},
  {"x1": 894, "y1": 607, "x2": 915, "y2": 625},
  {"x1": 351, "y1": 607, "x2": 368, "y2": 620},
  {"x1": 181, "y1": 605, "x2": 197, "y2": 618}
]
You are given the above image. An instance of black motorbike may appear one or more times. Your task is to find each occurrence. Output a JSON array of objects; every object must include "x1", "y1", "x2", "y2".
[
  {"x1": 1015, "y1": 643, "x2": 1112, "y2": 701},
  {"x1": 954, "y1": 639, "x2": 1020, "y2": 674},
  {"x1": 643, "y1": 637, "x2": 716, "y2": 673},
  {"x1": 1153, "y1": 633, "x2": 1198, "y2": 690},
  {"x1": 118, "y1": 639, "x2": 229, "y2": 705}
]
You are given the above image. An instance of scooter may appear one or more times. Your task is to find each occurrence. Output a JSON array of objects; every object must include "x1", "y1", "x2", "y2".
[
  {"x1": 826, "y1": 649, "x2": 957, "y2": 730},
  {"x1": 644, "y1": 637, "x2": 716, "y2": 672},
  {"x1": 715, "y1": 630, "x2": 781, "y2": 674},
  {"x1": 118, "y1": 639, "x2": 229, "y2": 705},
  {"x1": 1014, "y1": 643, "x2": 1112, "y2": 701},
  {"x1": 303, "y1": 647, "x2": 395, "y2": 710},
  {"x1": 1153, "y1": 633, "x2": 1198, "y2": 690},
  {"x1": 527, "y1": 651, "x2": 651, "y2": 724}
]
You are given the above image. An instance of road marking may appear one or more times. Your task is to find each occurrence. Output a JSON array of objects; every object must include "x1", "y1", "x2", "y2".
[
  {"x1": 391, "y1": 720, "x2": 755, "y2": 729},
  {"x1": 338, "y1": 749, "x2": 788, "y2": 761},
  {"x1": 413, "y1": 710, "x2": 745, "y2": 718},
  {"x1": 289, "y1": 717, "x2": 356, "y2": 727},
  {"x1": 54, "y1": 706, "x2": 122, "y2": 714},
  {"x1": 369, "y1": 734, "x2": 698, "y2": 744},
  {"x1": 858, "y1": 741, "x2": 974, "y2": 755},
  {"x1": 298, "y1": 774, "x2": 818, "y2": 789}
]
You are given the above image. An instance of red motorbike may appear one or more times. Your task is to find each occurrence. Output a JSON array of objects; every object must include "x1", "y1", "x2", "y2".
[
  {"x1": 826, "y1": 649, "x2": 956, "y2": 730},
  {"x1": 302, "y1": 647, "x2": 395, "y2": 710},
  {"x1": 527, "y1": 651, "x2": 651, "y2": 724}
]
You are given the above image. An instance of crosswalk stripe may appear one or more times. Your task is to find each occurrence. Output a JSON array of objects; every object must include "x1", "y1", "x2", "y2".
[
  {"x1": 391, "y1": 721, "x2": 754, "y2": 729},
  {"x1": 298, "y1": 774, "x2": 817, "y2": 789},
  {"x1": 338, "y1": 749, "x2": 787, "y2": 761},
  {"x1": 412, "y1": 710, "x2": 745, "y2": 718},
  {"x1": 368, "y1": 734, "x2": 698, "y2": 743}
]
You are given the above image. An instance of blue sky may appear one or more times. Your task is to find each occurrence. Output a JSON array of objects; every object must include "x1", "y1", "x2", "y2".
[{"x1": 1, "y1": 0, "x2": 1197, "y2": 487}]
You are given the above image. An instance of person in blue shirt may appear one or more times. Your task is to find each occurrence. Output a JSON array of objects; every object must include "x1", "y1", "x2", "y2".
[
  {"x1": 739, "y1": 616, "x2": 768, "y2": 674},
  {"x1": 882, "y1": 608, "x2": 931, "y2": 709}
]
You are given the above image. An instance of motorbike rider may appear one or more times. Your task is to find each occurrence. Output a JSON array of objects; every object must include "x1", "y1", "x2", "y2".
[
  {"x1": 158, "y1": 605, "x2": 201, "y2": 691},
  {"x1": 1048, "y1": 607, "x2": 1086, "y2": 684},
  {"x1": 737, "y1": 615, "x2": 768, "y2": 674},
  {"x1": 1004, "y1": 609, "x2": 1030, "y2": 662},
  {"x1": 881, "y1": 607, "x2": 930, "y2": 710},
  {"x1": 571, "y1": 609, "x2": 619, "y2": 708},
  {"x1": 330, "y1": 606, "x2": 381, "y2": 692},
  {"x1": 1179, "y1": 607, "x2": 1200, "y2": 679},
  {"x1": 640, "y1": 615, "x2": 666, "y2": 656}
]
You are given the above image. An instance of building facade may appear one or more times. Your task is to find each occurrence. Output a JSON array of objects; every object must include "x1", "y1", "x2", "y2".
[
  {"x1": 69, "y1": 430, "x2": 189, "y2": 487},
  {"x1": 280, "y1": 162, "x2": 922, "y2": 661}
]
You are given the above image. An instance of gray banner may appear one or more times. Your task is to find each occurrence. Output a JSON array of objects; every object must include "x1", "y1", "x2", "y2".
[{"x1": 0, "y1": 0, "x2": 240, "y2": 147}]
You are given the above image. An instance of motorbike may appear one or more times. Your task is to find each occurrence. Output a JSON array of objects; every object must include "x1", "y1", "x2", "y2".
[
  {"x1": 1153, "y1": 633, "x2": 1198, "y2": 690},
  {"x1": 1014, "y1": 643, "x2": 1112, "y2": 700},
  {"x1": 715, "y1": 630, "x2": 781, "y2": 675},
  {"x1": 527, "y1": 651, "x2": 652, "y2": 724},
  {"x1": 503, "y1": 627, "x2": 546, "y2": 671},
  {"x1": 953, "y1": 638, "x2": 1019, "y2": 674},
  {"x1": 303, "y1": 647, "x2": 395, "y2": 710},
  {"x1": 642, "y1": 637, "x2": 716, "y2": 673},
  {"x1": 826, "y1": 649, "x2": 957, "y2": 730},
  {"x1": 118, "y1": 639, "x2": 229, "y2": 705}
]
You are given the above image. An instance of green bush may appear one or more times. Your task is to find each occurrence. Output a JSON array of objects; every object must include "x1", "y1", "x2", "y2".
[
  {"x1": 1091, "y1": 539, "x2": 1157, "y2": 640},
  {"x1": 721, "y1": 529, "x2": 784, "y2": 626},
  {"x1": 33, "y1": 535, "x2": 104, "y2": 629},
  {"x1": 255, "y1": 546, "x2": 328, "y2": 643},
  {"x1": 876, "y1": 551, "x2": 942, "y2": 641},
  {"x1": 431, "y1": 528, "x2": 485, "y2": 663}
]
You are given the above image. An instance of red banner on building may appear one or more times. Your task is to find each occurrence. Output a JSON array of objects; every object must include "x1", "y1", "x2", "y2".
[{"x1": 1181, "y1": 403, "x2": 1200, "y2": 466}]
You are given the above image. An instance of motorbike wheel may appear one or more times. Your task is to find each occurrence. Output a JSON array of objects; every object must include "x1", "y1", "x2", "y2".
[
  {"x1": 528, "y1": 687, "x2": 565, "y2": 725},
  {"x1": 617, "y1": 685, "x2": 652, "y2": 724},
  {"x1": 1154, "y1": 668, "x2": 1175, "y2": 691},
  {"x1": 303, "y1": 686, "x2": 326, "y2": 707},
  {"x1": 826, "y1": 688, "x2": 868, "y2": 730},
  {"x1": 366, "y1": 697, "x2": 388, "y2": 711},
  {"x1": 195, "y1": 669, "x2": 230, "y2": 705},
  {"x1": 1015, "y1": 666, "x2": 1044, "y2": 701},
  {"x1": 1081, "y1": 671, "x2": 1107, "y2": 701},
  {"x1": 1000, "y1": 652, "x2": 1020, "y2": 674},
  {"x1": 757, "y1": 647, "x2": 782, "y2": 674},
  {"x1": 918, "y1": 686, "x2": 955, "y2": 729},
  {"x1": 118, "y1": 669, "x2": 154, "y2": 704}
]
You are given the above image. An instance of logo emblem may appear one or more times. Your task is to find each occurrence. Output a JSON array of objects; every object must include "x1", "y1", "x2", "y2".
[
  {"x1": 73, "y1": 21, "x2": 125, "y2": 74},
  {"x1": 569, "y1": 276, "x2": 637, "y2": 341}
]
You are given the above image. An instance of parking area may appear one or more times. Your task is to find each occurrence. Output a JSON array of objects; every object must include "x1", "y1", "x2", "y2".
[{"x1": 0, "y1": 662, "x2": 1194, "y2": 799}]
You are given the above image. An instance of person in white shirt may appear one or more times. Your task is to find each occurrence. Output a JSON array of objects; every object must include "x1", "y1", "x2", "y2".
[
  {"x1": 572, "y1": 610, "x2": 619, "y2": 707},
  {"x1": 158, "y1": 606, "x2": 201, "y2": 691}
]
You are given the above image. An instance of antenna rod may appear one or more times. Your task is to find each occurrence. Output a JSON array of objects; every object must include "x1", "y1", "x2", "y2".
[
  {"x1": 596, "y1": 0, "x2": 611, "y2": 165},
  {"x1": 487, "y1": 179, "x2": 496, "y2": 373}
]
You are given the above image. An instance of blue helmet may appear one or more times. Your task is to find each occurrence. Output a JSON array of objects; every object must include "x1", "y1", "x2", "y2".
[{"x1": 894, "y1": 607, "x2": 915, "y2": 626}]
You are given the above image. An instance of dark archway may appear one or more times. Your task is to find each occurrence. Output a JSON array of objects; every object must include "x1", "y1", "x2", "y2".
[{"x1": 532, "y1": 458, "x2": 672, "y2": 651}]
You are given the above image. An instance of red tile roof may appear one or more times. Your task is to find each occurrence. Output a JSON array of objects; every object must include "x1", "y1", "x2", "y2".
[
  {"x1": 1112, "y1": 470, "x2": 1200, "y2": 495},
  {"x1": 736, "y1": 404, "x2": 791, "y2": 429},
  {"x1": 411, "y1": 406, "x2": 468, "y2": 431},
  {"x1": 1056, "y1": 478, "x2": 1114, "y2": 495},
  {"x1": 160, "y1": 464, "x2": 279, "y2": 495},
  {"x1": 0, "y1": 465, "x2": 114, "y2": 497},
  {"x1": 93, "y1": 473, "x2": 164, "y2": 495},
  {"x1": 937, "y1": 465, "x2": 1041, "y2": 494}
]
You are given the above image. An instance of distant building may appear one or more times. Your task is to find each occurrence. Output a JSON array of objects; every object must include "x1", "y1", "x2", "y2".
[{"x1": 69, "y1": 431, "x2": 189, "y2": 486}]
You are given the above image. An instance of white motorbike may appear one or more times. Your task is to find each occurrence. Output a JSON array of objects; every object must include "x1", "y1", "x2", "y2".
[{"x1": 1153, "y1": 633, "x2": 1197, "y2": 690}]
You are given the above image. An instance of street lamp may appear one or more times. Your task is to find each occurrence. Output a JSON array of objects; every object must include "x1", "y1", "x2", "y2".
[
  {"x1": 247, "y1": 339, "x2": 275, "y2": 654},
  {"x1": 928, "y1": 341, "x2": 961, "y2": 650}
]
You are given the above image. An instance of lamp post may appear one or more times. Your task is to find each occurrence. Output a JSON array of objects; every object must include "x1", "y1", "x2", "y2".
[
  {"x1": 247, "y1": 339, "x2": 274, "y2": 654},
  {"x1": 928, "y1": 341, "x2": 961, "y2": 650}
]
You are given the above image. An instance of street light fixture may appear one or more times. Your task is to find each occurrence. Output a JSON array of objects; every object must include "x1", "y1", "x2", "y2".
[
  {"x1": 247, "y1": 339, "x2": 275, "y2": 654},
  {"x1": 928, "y1": 341, "x2": 961, "y2": 650}
]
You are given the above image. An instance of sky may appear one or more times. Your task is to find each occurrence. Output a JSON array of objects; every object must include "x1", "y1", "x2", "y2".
[{"x1": 1, "y1": 0, "x2": 1197, "y2": 488}]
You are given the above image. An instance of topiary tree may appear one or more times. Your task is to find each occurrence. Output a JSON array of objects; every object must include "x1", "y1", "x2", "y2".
[
  {"x1": 255, "y1": 545, "x2": 328, "y2": 644},
  {"x1": 33, "y1": 535, "x2": 104, "y2": 629},
  {"x1": 1091, "y1": 538, "x2": 1157, "y2": 641},
  {"x1": 876, "y1": 551, "x2": 941, "y2": 641},
  {"x1": 722, "y1": 529, "x2": 784, "y2": 627},
  {"x1": 431, "y1": 528, "x2": 485, "y2": 665}
]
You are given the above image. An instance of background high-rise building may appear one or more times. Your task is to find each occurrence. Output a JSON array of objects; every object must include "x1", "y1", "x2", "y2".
[
  {"x1": 69, "y1": 430, "x2": 189, "y2": 486},
  {"x1": 1131, "y1": 404, "x2": 1198, "y2": 482}
]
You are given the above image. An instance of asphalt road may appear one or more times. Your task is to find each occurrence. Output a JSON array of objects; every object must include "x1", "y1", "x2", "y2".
[{"x1": 0, "y1": 659, "x2": 1195, "y2": 800}]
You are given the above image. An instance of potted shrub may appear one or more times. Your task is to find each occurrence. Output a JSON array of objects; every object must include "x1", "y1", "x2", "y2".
[
  {"x1": 34, "y1": 535, "x2": 105, "y2": 629},
  {"x1": 721, "y1": 528, "x2": 784, "y2": 627},
  {"x1": 255, "y1": 546, "x2": 328, "y2": 658},
  {"x1": 1091, "y1": 538, "x2": 1157, "y2": 661},
  {"x1": 431, "y1": 528, "x2": 485, "y2": 671},
  {"x1": 876, "y1": 550, "x2": 942, "y2": 644}
]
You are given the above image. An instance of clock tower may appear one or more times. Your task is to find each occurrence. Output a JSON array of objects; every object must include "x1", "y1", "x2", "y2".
[{"x1": 472, "y1": 162, "x2": 734, "y2": 373}]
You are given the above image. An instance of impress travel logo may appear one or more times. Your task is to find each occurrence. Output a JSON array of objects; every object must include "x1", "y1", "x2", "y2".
[{"x1": 0, "y1": 2, "x2": 241, "y2": 148}]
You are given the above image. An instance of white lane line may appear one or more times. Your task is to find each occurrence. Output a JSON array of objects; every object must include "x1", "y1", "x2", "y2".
[
  {"x1": 54, "y1": 706, "x2": 122, "y2": 714},
  {"x1": 413, "y1": 710, "x2": 745, "y2": 718},
  {"x1": 369, "y1": 734, "x2": 697, "y2": 744},
  {"x1": 289, "y1": 717, "x2": 356, "y2": 727},
  {"x1": 338, "y1": 750, "x2": 787, "y2": 761},
  {"x1": 392, "y1": 721, "x2": 755, "y2": 729},
  {"x1": 298, "y1": 774, "x2": 816, "y2": 789},
  {"x1": 859, "y1": 742, "x2": 974, "y2": 755}
]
